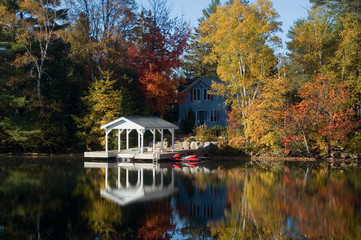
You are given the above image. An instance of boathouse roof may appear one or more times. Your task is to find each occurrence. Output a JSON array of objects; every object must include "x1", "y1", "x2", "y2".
[{"x1": 101, "y1": 116, "x2": 178, "y2": 131}]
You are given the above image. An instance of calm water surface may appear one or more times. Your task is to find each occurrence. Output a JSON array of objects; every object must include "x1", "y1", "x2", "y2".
[{"x1": 0, "y1": 157, "x2": 360, "y2": 239}]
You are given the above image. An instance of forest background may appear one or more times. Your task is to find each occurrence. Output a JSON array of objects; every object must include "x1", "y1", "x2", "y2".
[{"x1": 0, "y1": 0, "x2": 360, "y2": 157}]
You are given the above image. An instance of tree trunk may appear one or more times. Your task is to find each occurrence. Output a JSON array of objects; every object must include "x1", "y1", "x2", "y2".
[
  {"x1": 88, "y1": 52, "x2": 95, "y2": 82},
  {"x1": 37, "y1": 68, "x2": 42, "y2": 102},
  {"x1": 302, "y1": 131, "x2": 312, "y2": 156},
  {"x1": 324, "y1": 136, "x2": 330, "y2": 157}
]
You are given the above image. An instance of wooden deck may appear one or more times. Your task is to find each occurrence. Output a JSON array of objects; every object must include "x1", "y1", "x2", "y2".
[
  {"x1": 84, "y1": 148, "x2": 177, "y2": 160},
  {"x1": 84, "y1": 151, "x2": 118, "y2": 158},
  {"x1": 84, "y1": 161, "x2": 174, "y2": 169}
]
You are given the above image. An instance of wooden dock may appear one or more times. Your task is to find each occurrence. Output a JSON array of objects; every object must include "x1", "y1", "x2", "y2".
[
  {"x1": 84, "y1": 148, "x2": 177, "y2": 160},
  {"x1": 84, "y1": 161, "x2": 174, "y2": 169},
  {"x1": 84, "y1": 151, "x2": 118, "y2": 158}
]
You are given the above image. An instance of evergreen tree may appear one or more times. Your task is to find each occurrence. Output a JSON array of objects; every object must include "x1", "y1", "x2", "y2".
[{"x1": 183, "y1": 0, "x2": 220, "y2": 79}]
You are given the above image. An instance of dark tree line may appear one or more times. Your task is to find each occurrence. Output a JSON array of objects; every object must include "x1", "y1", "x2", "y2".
[{"x1": 0, "y1": 0, "x2": 189, "y2": 153}]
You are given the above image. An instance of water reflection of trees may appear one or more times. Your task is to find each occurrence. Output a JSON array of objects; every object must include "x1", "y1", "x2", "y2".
[
  {"x1": 209, "y1": 165, "x2": 361, "y2": 239},
  {"x1": 137, "y1": 199, "x2": 175, "y2": 239},
  {"x1": 73, "y1": 167, "x2": 129, "y2": 239},
  {"x1": 0, "y1": 160, "x2": 83, "y2": 239},
  {"x1": 1, "y1": 159, "x2": 360, "y2": 239}
]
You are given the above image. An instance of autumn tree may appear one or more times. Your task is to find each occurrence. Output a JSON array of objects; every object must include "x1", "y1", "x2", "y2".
[
  {"x1": 243, "y1": 76, "x2": 288, "y2": 152},
  {"x1": 74, "y1": 71, "x2": 122, "y2": 150},
  {"x1": 199, "y1": 0, "x2": 281, "y2": 127},
  {"x1": 334, "y1": 14, "x2": 361, "y2": 117},
  {"x1": 287, "y1": 6, "x2": 337, "y2": 80},
  {"x1": 132, "y1": 0, "x2": 190, "y2": 115},
  {"x1": 282, "y1": 75, "x2": 358, "y2": 157},
  {"x1": 66, "y1": 0, "x2": 137, "y2": 82},
  {"x1": 0, "y1": 0, "x2": 68, "y2": 102},
  {"x1": 310, "y1": 0, "x2": 361, "y2": 18},
  {"x1": 0, "y1": 1, "x2": 83, "y2": 153},
  {"x1": 183, "y1": 0, "x2": 220, "y2": 79}
]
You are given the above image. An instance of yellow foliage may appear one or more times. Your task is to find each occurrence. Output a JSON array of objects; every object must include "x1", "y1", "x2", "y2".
[
  {"x1": 288, "y1": 7, "x2": 336, "y2": 74},
  {"x1": 244, "y1": 76, "x2": 288, "y2": 148},
  {"x1": 74, "y1": 71, "x2": 122, "y2": 149},
  {"x1": 335, "y1": 15, "x2": 361, "y2": 106},
  {"x1": 199, "y1": 0, "x2": 281, "y2": 120}
]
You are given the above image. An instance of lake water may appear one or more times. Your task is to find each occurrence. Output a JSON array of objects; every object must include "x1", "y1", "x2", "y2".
[{"x1": 0, "y1": 157, "x2": 360, "y2": 239}]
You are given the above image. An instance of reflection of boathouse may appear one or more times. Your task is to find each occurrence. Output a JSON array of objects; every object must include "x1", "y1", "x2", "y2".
[
  {"x1": 177, "y1": 179, "x2": 227, "y2": 227},
  {"x1": 84, "y1": 162, "x2": 177, "y2": 206}
]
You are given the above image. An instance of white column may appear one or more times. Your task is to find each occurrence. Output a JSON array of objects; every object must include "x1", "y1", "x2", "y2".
[
  {"x1": 171, "y1": 129, "x2": 175, "y2": 152},
  {"x1": 141, "y1": 130, "x2": 144, "y2": 154},
  {"x1": 126, "y1": 129, "x2": 130, "y2": 149},
  {"x1": 160, "y1": 170, "x2": 164, "y2": 187},
  {"x1": 152, "y1": 129, "x2": 156, "y2": 153},
  {"x1": 171, "y1": 167, "x2": 174, "y2": 187},
  {"x1": 117, "y1": 167, "x2": 121, "y2": 189},
  {"x1": 138, "y1": 131, "x2": 140, "y2": 148},
  {"x1": 126, "y1": 169, "x2": 129, "y2": 188},
  {"x1": 105, "y1": 130, "x2": 109, "y2": 152},
  {"x1": 118, "y1": 129, "x2": 121, "y2": 152},
  {"x1": 140, "y1": 168, "x2": 144, "y2": 188},
  {"x1": 152, "y1": 168, "x2": 156, "y2": 187},
  {"x1": 137, "y1": 169, "x2": 140, "y2": 186},
  {"x1": 105, "y1": 167, "x2": 108, "y2": 189},
  {"x1": 160, "y1": 129, "x2": 164, "y2": 153}
]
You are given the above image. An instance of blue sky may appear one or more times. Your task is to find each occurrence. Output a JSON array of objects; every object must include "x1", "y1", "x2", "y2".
[{"x1": 136, "y1": 0, "x2": 311, "y2": 48}]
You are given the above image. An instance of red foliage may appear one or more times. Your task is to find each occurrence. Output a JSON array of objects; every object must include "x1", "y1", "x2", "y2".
[
  {"x1": 282, "y1": 74, "x2": 359, "y2": 154},
  {"x1": 131, "y1": 11, "x2": 190, "y2": 115},
  {"x1": 137, "y1": 199, "x2": 174, "y2": 240}
]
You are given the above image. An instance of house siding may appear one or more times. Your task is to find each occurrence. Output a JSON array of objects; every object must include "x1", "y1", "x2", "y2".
[{"x1": 179, "y1": 78, "x2": 227, "y2": 128}]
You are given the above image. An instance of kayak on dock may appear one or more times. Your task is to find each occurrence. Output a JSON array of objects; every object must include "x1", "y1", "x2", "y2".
[{"x1": 170, "y1": 153, "x2": 211, "y2": 162}]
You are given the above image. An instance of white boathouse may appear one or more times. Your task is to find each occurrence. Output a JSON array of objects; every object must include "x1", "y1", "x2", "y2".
[{"x1": 84, "y1": 116, "x2": 179, "y2": 159}]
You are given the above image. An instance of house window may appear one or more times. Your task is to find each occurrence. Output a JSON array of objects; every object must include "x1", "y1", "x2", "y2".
[
  {"x1": 192, "y1": 88, "x2": 200, "y2": 101},
  {"x1": 203, "y1": 88, "x2": 211, "y2": 101},
  {"x1": 210, "y1": 110, "x2": 219, "y2": 122}
]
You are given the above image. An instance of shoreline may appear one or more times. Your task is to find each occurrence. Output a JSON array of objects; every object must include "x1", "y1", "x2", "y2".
[
  {"x1": 213, "y1": 156, "x2": 360, "y2": 163},
  {"x1": 1, "y1": 152, "x2": 360, "y2": 163}
]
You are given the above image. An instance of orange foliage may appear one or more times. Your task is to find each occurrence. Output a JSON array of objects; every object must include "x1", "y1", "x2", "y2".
[
  {"x1": 282, "y1": 74, "x2": 359, "y2": 155},
  {"x1": 137, "y1": 199, "x2": 174, "y2": 240},
  {"x1": 139, "y1": 65, "x2": 180, "y2": 115},
  {"x1": 132, "y1": 11, "x2": 189, "y2": 115}
]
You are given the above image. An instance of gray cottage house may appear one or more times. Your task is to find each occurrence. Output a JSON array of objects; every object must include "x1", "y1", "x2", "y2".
[{"x1": 178, "y1": 77, "x2": 227, "y2": 128}]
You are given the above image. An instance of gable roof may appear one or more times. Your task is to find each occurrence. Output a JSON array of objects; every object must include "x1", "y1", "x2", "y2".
[
  {"x1": 181, "y1": 77, "x2": 222, "y2": 93},
  {"x1": 101, "y1": 116, "x2": 178, "y2": 130},
  {"x1": 101, "y1": 186, "x2": 178, "y2": 206}
]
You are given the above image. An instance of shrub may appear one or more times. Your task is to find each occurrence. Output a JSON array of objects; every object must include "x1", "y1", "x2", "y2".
[
  {"x1": 346, "y1": 132, "x2": 361, "y2": 155},
  {"x1": 193, "y1": 125, "x2": 226, "y2": 142},
  {"x1": 207, "y1": 126, "x2": 226, "y2": 137},
  {"x1": 193, "y1": 124, "x2": 216, "y2": 142}
]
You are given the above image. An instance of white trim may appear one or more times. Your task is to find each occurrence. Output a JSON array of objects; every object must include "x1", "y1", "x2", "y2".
[
  {"x1": 181, "y1": 78, "x2": 214, "y2": 94},
  {"x1": 101, "y1": 117, "x2": 144, "y2": 130},
  {"x1": 210, "y1": 109, "x2": 219, "y2": 122},
  {"x1": 118, "y1": 129, "x2": 124, "y2": 152},
  {"x1": 203, "y1": 88, "x2": 211, "y2": 101},
  {"x1": 193, "y1": 88, "x2": 201, "y2": 101},
  {"x1": 171, "y1": 129, "x2": 175, "y2": 152},
  {"x1": 101, "y1": 117, "x2": 178, "y2": 152}
]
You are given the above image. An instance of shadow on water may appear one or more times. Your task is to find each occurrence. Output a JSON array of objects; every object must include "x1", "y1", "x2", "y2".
[{"x1": 0, "y1": 157, "x2": 360, "y2": 239}]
